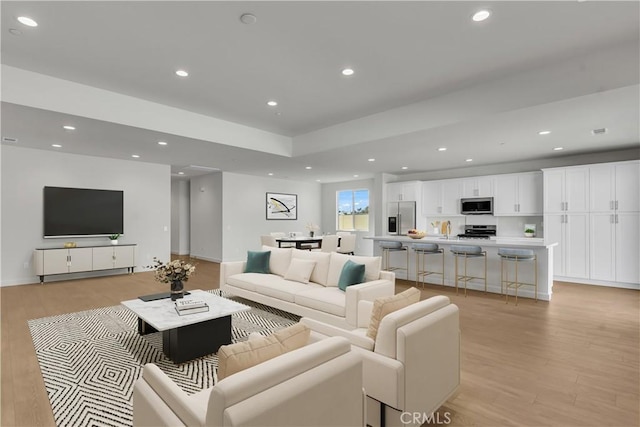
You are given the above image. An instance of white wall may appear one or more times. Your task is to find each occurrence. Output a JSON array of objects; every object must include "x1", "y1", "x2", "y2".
[
  {"x1": 0, "y1": 145, "x2": 171, "y2": 286},
  {"x1": 221, "y1": 172, "x2": 322, "y2": 261},
  {"x1": 190, "y1": 172, "x2": 223, "y2": 262},
  {"x1": 321, "y1": 178, "x2": 376, "y2": 256},
  {"x1": 171, "y1": 179, "x2": 190, "y2": 255}
]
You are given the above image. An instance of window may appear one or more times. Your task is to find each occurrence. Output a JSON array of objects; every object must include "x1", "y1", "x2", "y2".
[{"x1": 337, "y1": 189, "x2": 369, "y2": 231}]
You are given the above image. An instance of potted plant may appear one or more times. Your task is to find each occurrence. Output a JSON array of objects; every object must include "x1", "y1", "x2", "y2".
[
  {"x1": 109, "y1": 233, "x2": 120, "y2": 245},
  {"x1": 524, "y1": 228, "x2": 535, "y2": 237}
]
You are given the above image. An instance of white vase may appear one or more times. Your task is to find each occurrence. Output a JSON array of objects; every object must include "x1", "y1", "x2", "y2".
[{"x1": 111, "y1": 240, "x2": 118, "y2": 245}]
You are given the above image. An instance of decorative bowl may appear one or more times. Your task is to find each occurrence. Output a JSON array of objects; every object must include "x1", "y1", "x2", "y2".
[{"x1": 407, "y1": 232, "x2": 426, "y2": 239}]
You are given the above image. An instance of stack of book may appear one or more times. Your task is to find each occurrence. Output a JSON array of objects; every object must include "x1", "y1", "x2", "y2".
[{"x1": 175, "y1": 299, "x2": 209, "y2": 315}]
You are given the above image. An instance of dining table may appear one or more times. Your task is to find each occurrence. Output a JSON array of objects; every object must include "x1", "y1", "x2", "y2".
[{"x1": 275, "y1": 236, "x2": 324, "y2": 250}]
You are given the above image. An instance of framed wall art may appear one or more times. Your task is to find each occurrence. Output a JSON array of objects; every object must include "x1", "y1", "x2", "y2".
[{"x1": 266, "y1": 192, "x2": 297, "y2": 220}]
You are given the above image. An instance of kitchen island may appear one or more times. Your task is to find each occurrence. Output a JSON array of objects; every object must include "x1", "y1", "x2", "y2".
[{"x1": 365, "y1": 235, "x2": 558, "y2": 301}]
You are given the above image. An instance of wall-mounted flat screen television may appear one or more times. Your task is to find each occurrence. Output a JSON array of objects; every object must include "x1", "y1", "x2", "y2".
[{"x1": 43, "y1": 186, "x2": 124, "y2": 238}]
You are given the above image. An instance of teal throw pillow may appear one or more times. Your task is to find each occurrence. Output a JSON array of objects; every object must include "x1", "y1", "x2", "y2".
[
  {"x1": 244, "y1": 251, "x2": 271, "y2": 274},
  {"x1": 338, "y1": 260, "x2": 365, "y2": 291}
]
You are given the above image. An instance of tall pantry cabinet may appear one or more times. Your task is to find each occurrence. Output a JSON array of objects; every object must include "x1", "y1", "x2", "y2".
[{"x1": 543, "y1": 160, "x2": 639, "y2": 287}]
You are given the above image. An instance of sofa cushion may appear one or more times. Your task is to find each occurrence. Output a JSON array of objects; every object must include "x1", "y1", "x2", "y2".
[
  {"x1": 284, "y1": 258, "x2": 317, "y2": 284},
  {"x1": 261, "y1": 246, "x2": 292, "y2": 276},
  {"x1": 291, "y1": 249, "x2": 331, "y2": 285},
  {"x1": 295, "y1": 288, "x2": 347, "y2": 317},
  {"x1": 217, "y1": 323, "x2": 310, "y2": 380},
  {"x1": 366, "y1": 287, "x2": 421, "y2": 340},
  {"x1": 327, "y1": 252, "x2": 381, "y2": 287},
  {"x1": 227, "y1": 273, "x2": 282, "y2": 292},
  {"x1": 254, "y1": 280, "x2": 324, "y2": 303},
  {"x1": 245, "y1": 251, "x2": 271, "y2": 274},
  {"x1": 338, "y1": 260, "x2": 365, "y2": 291}
]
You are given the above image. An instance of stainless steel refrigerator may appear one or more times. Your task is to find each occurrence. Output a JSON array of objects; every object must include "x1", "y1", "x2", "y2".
[{"x1": 387, "y1": 201, "x2": 416, "y2": 235}]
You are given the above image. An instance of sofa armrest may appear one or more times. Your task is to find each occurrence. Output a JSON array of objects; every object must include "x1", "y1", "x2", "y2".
[
  {"x1": 135, "y1": 363, "x2": 205, "y2": 427},
  {"x1": 300, "y1": 317, "x2": 374, "y2": 351},
  {"x1": 345, "y1": 279, "x2": 395, "y2": 326},
  {"x1": 379, "y1": 270, "x2": 395, "y2": 282},
  {"x1": 357, "y1": 300, "x2": 374, "y2": 328},
  {"x1": 350, "y1": 346, "x2": 405, "y2": 411},
  {"x1": 220, "y1": 261, "x2": 245, "y2": 284}
]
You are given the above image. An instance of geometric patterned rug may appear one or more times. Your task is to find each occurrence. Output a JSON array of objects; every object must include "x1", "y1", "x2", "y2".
[{"x1": 27, "y1": 290, "x2": 300, "y2": 427}]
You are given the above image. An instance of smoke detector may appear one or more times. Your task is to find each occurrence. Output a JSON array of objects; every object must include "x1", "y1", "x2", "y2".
[{"x1": 591, "y1": 128, "x2": 607, "y2": 135}]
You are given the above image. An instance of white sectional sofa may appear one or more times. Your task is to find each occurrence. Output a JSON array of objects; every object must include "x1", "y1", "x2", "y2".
[{"x1": 221, "y1": 246, "x2": 395, "y2": 328}]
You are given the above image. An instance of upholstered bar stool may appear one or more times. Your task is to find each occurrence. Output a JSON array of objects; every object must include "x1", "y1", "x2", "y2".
[
  {"x1": 413, "y1": 243, "x2": 444, "y2": 288},
  {"x1": 380, "y1": 241, "x2": 409, "y2": 277},
  {"x1": 450, "y1": 245, "x2": 487, "y2": 297},
  {"x1": 498, "y1": 248, "x2": 538, "y2": 305}
]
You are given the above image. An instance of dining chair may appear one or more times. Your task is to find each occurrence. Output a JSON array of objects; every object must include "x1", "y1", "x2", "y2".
[
  {"x1": 320, "y1": 235, "x2": 339, "y2": 253},
  {"x1": 260, "y1": 235, "x2": 277, "y2": 247},
  {"x1": 337, "y1": 234, "x2": 356, "y2": 255}
]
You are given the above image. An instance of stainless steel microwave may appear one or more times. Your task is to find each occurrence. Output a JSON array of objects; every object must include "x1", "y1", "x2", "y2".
[{"x1": 460, "y1": 197, "x2": 493, "y2": 215}]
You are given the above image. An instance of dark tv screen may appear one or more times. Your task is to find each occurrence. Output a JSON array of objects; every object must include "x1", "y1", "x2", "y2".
[{"x1": 44, "y1": 187, "x2": 124, "y2": 238}]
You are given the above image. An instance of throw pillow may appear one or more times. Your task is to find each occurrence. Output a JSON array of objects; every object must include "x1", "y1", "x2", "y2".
[
  {"x1": 337, "y1": 260, "x2": 365, "y2": 291},
  {"x1": 366, "y1": 287, "x2": 421, "y2": 341},
  {"x1": 217, "y1": 323, "x2": 310, "y2": 380},
  {"x1": 284, "y1": 258, "x2": 317, "y2": 283},
  {"x1": 244, "y1": 251, "x2": 271, "y2": 273}
]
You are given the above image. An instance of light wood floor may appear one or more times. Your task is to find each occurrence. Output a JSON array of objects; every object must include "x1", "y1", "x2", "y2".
[{"x1": 1, "y1": 260, "x2": 638, "y2": 427}]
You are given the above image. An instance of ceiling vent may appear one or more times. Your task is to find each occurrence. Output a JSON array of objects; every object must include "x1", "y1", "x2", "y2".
[
  {"x1": 185, "y1": 165, "x2": 220, "y2": 172},
  {"x1": 2, "y1": 136, "x2": 18, "y2": 143},
  {"x1": 591, "y1": 128, "x2": 607, "y2": 135}
]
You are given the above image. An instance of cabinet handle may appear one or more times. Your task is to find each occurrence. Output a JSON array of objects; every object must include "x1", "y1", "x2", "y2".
[
  {"x1": 565, "y1": 214, "x2": 568, "y2": 223},
  {"x1": 615, "y1": 214, "x2": 619, "y2": 224},
  {"x1": 610, "y1": 214, "x2": 614, "y2": 224},
  {"x1": 518, "y1": 204, "x2": 521, "y2": 212},
  {"x1": 610, "y1": 201, "x2": 614, "y2": 210},
  {"x1": 514, "y1": 204, "x2": 518, "y2": 212},
  {"x1": 565, "y1": 201, "x2": 569, "y2": 211},
  {"x1": 615, "y1": 200, "x2": 619, "y2": 210}
]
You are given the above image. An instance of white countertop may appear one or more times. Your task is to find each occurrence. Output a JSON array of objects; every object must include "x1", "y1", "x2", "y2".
[
  {"x1": 121, "y1": 290, "x2": 250, "y2": 331},
  {"x1": 365, "y1": 235, "x2": 557, "y2": 248}
]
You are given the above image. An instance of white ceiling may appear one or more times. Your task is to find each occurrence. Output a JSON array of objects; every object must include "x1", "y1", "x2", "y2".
[{"x1": 1, "y1": 1, "x2": 639, "y2": 182}]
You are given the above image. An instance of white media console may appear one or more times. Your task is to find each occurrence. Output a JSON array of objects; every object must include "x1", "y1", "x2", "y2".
[{"x1": 33, "y1": 244, "x2": 137, "y2": 284}]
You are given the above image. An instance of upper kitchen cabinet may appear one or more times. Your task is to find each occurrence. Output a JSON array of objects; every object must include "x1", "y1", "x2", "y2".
[
  {"x1": 543, "y1": 167, "x2": 589, "y2": 213},
  {"x1": 386, "y1": 181, "x2": 421, "y2": 202},
  {"x1": 461, "y1": 176, "x2": 495, "y2": 198},
  {"x1": 589, "y1": 161, "x2": 639, "y2": 213},
  {"x1": 421, "y1": 179, "x2": 461, "y2": 216},
  {"x1": 494, "y1": 172, "x2": 542, "y2": 216}
]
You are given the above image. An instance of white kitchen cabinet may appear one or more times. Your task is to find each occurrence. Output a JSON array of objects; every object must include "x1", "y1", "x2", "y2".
[
  {"x1": 461, "y1": 176, "x2": 494, "y2": 198},
  {"x1": 93, "y1": 246, "x2": 136, "y2": 271},
  {"x1": 544, "y1": 167, "x2": 589, "y2": 213},
  {"x1": 421, "y1": 179, "x2": 461, "y2": 216},
  {"x1": 590, "y1": 211, "x2": 640, "y2": 284},
  {"x1": 34, "y1": 245, "x2": 136, "y2": 283},
  {"x1": 386, "y1": 181, "x2": 420, "y2": 201},
  {"x1": 589, "y1": 161, "x2": 639, "y2": 213},
  {"x1": 546, "y1": 213, "x2": 589, "y2": 279},
  {"x1": 494, "y1": 172, "x2": 542, "y2": 215}
]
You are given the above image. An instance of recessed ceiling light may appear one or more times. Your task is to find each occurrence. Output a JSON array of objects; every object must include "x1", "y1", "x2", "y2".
[
  {"x1": 239, "y1": 13, "x2": 257, "y2": 25},
  {"x1": 353, "y1": 174, "x2": 359, "y2": 178},
  {"x1": 538, "y1": 130, "x2": 551, "y2": 135},
  {"x1": 175, "y1": 69, "x2": 189, "y2": 77},
  {"x1": 437, "y1": 147, "x2": 447, "y2": 152},
  {"x1": 63, "y1": 125, "x2": 76, "y2": 131},
  {"x1": 51, "y1": 144, "x2": 62, "y2": 148},
  {"x1": 592, "y1": 128, "x2": 607, "y2": 135},
  {"x1": 553, "y1": 147, "x2": 564, "y2": 151},
  {"x1": 268, "y1": 173, "x2": 274, "y2": 176},
  {"x1": 131, "y1": 154, "x2": 140, "y2": 158},
  {"x1": 368, "y1": 158, "x2": 375, "y2": 162},
  {"x1": 341, "y1": 68, "x2": 355, "y2": 76},
  {"x1": 401, "y1": 166, "x2": 408, "y2": 170},
  {"x1": 178, "y1": 172, "x2": 185, "y2": 175},
  {"x1": 17, "y1": 16, "x2": 38, "y2": 27},
  {"x1": 465, "y1": 158, "x2": 473, "y2": 162},
  {"x1": 472, "y1": 10, "x2": 491, "y2": 22},
  {"x1": 157, "y1": 141, "x2": 168, "y2": 146},
  {"x1": 316, "y1": 179, "x2": 321, "y2": 182},
  {"x1": 305, "y1": 166, "x2": 312, "y2": 170},
  {"x1": 267, "y1": 100, "x2": 278, "y2": 107}
]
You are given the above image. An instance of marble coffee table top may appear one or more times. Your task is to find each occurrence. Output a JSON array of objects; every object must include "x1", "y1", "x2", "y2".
[{"x1": 121, "y1": 289, "x2": 250, "y2": 331}]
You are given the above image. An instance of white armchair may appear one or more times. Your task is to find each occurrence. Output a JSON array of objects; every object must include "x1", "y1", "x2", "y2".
[
  {"x1": 301, "y1": 296, "x2": 460, "y2": 427},
  {"x1": 133, "y1": 336, "x2": 364, "y2": 427}
]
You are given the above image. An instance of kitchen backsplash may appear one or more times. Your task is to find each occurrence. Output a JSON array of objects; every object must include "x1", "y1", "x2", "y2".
[{"x1": 425, "y1": 215, "x2": 543, "y2": 238}]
